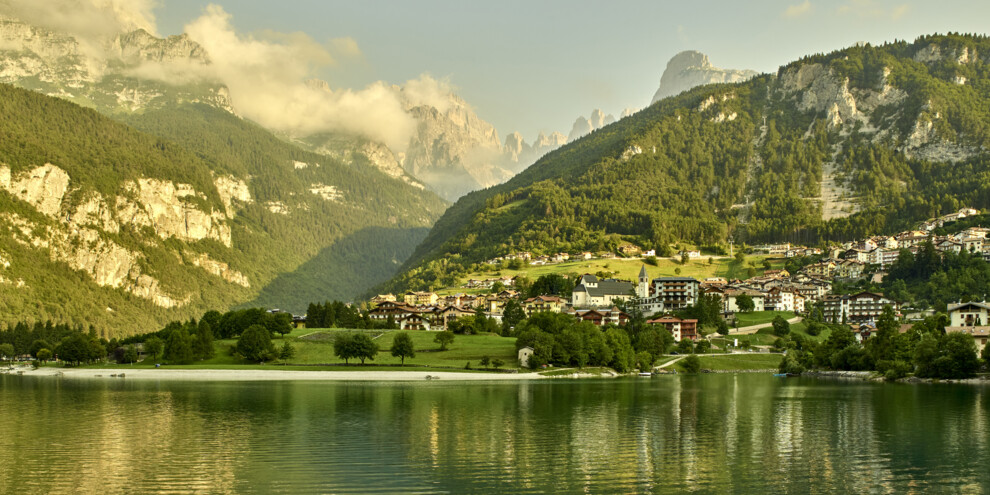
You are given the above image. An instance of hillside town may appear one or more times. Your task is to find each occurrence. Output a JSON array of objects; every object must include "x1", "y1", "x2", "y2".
[{"x1": 327, "y1": 208, "x2": 990, "y2": 354}]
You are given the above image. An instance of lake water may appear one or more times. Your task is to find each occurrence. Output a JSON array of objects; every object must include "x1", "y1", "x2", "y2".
[{"x1": 1, "y1": 374, "x2": 988, "y2": 493}]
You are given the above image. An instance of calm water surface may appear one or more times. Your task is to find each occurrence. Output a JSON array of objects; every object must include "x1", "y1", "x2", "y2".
[{"x1": 1, "y1": 374, "x2": 988, "y2": 493}]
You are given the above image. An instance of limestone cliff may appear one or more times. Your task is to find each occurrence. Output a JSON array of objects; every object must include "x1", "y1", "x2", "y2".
[{"x1": 651, "y1": 50, "x2": 758, "y2": 104}]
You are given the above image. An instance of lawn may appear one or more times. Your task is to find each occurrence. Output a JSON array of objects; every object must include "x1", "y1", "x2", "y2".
[
  {"x1": 733, "y1": 311, "x2": 798, "y2": 327},
  {"x1": 673, "y1": 353, "x2": 783, "y2": 372},
  {"x1": 88, "y1": 328, "x2": 522, "y2": 371},
  {"x1": 438, "y1": 254, "x2": 785, "y2": 295}
]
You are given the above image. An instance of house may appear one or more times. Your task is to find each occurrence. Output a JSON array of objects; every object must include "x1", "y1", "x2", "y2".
[
  {"x1": 722, "y1": 289, "x2": 766, "y2": 313},
  {"x1": 766, "y1": 287, "x2": 805, "y2": 313},
  {"x1": 403, "y1": 291, "x2": 438, "y2": 306},
  {"x1": 370, "y1": 294, "x2": 396, "y2": 306},
  {"x1": 647, "y1": 316, "x2": 699, "y2": 342},
  {"x1": 579, "y1": 251, "x2": 594, "y2": 260},
  {"x1": 762, "y1": 269, "x2": 790, "y2": 279},
  {"x1": 643, "y1": 249, "x2": 656, "y2": 257},
  {"x1": 399, "y1": 313, "x2": 431, "y2": 331},
  {"x1": 571, "y1": 274, "x2": 635, "y2": 308},
  {"x1": 292, "y1": 315, "x2": 307, "y2": 329},
  {"x1": 835, "y1": 260, "x2": 866, "y2": 279},
  {"x1": 573, "y1": 307, "x2": 629, "y2": 327},
  {"x1": 944, "y1": 302, "x2": 990, "y2": 352},
  {"x1": 369, "y1": 301, "x2": 419, "y2": 322},
  {"x1": 822, "y1": 292, "x2": 894, "y2": 324},
  {"x1": 852, "y1": 323, "x2": 877, "y2": 343},
  {"x1": 803, "y1": 260, "x2": 836, "y2": 278},
  {"x1": 518, "y1": 347, "x2": 535, "y2": 368},
  {"x1": 522, "y1": 295, "x2": 566, "y2": 315}
]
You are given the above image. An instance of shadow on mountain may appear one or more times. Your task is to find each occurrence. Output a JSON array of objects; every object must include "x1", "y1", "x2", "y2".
[{"x1": 244, "y1": 226, "x2": 430, "y2": 313}]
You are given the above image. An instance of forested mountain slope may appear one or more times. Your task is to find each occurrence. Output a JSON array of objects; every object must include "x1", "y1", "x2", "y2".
[
  {"x1": 383, "y1": 34, "x2": 990, "y2": 293},
  {"x1": 0, "y1": 85, "x2": 446, "y2": 335}
]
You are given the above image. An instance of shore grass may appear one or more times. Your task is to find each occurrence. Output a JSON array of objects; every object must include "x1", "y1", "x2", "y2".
[
  {"x1": 733, "y1": 311, "x2": 798, "y2": 327},
  {"x1": 672, "y1": 353, "x2": 783, "y2": 372}
]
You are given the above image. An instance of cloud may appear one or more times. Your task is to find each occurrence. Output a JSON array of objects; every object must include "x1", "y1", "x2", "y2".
[
  {"x1": 0, "y1": 0, "x2": 157, "y2": 38},
  {"x1": 400, "y1": 74, "x2": 456, "y2": 113},
  {"x1": 837, "y1": 0, "x2": 910, "y2": 20},
  {"x1": 181, "y1": 4, "x2": 417, "y2": 151},
  {"x1": 782, "y1": 1, "x2": 812, "y2": 18}
]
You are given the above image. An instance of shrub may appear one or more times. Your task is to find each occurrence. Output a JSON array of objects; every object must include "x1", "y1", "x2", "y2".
[{"x1": 681, "y1": 355, "x2": 702, "y2": 373}]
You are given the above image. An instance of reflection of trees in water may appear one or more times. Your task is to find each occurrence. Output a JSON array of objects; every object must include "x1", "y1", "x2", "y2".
[{"x1": 1, "y1": 377, "x2": 988, "y2": 492}]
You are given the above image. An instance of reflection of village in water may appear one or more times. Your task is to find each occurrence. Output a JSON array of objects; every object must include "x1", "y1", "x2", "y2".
[{"x1": 0, "y1": 377, "x2": 988, "y2": 492}]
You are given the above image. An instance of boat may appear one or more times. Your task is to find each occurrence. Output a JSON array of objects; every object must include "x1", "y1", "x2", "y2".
[{"x1": 638, "y1": 372, "x2": 652, "y2": 377}]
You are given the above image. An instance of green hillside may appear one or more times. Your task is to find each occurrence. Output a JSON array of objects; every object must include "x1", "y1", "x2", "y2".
[
  {"x1": 382, "y1": 34, "x2": 990, "y2": 293},
  {"x1": 0, "y1": 86, "x2": 447, "y2": 336}
]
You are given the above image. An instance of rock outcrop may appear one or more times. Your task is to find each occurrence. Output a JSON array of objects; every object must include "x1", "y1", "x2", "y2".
[
  {"x1": 651, "y1": 50, "x2": 758, "y2": 104},
  {"x1": 568, "y1": 109, "x2": 617, "y2": 142}
]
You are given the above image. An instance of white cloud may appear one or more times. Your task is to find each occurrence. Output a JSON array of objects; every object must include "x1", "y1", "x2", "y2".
[
  {"x1": 0, "y1": 0, "x2": 158, "y2": 38},
  {"x1": 182, "y1": 4, "x2": 417, "y2": 151},
  {"x1": 783, "y1": 0, "x2": 812, "y2": 18}
]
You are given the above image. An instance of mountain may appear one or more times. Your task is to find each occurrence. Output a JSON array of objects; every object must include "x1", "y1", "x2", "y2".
[
  {"x1": 0, "y1": 84, "x2": 446, "y2": 335},
  {"x1": 381, "y1": 34, "x2": 990, "y2": 293},
  {"x1": 651, "y1": 50, "x2": 758, "y2": 104},
  {"x1": 568, "y1": 109, "x2": 617, "y2": 142}
]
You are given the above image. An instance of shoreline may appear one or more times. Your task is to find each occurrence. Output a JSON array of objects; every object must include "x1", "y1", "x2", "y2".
[{"x1": 11, "y1": 367, "x2": 548, "y2": 382}]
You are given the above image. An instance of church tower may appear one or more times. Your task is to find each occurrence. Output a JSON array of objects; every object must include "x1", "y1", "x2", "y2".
[{"x1": 637, "y1": 265, "x2": 650, "y2": 298}]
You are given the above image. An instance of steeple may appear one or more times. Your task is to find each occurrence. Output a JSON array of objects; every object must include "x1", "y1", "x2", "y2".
[
  {"x1": 636, "y1": 265, "x2": 650, "y2": 299},
  {"x1": 639, "y1": 264, "x2": 648, "y2": 281}
]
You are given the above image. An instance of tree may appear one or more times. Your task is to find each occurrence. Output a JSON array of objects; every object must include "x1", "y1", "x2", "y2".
[
  {"x1": 676, "y1": 339, "x2": 694, "y2": 354},
  {"x1": 491, "y1": 281, "x2": 505, "y2": 294},
  {"x1": 236, "y1": 324, "x2": 276, "y2": 363},
  {"x1": 434, "y1": 330, "x2": 455, "y2": 351},
  {"x1": 30, "y1": 340, "x2": 52, "y2": 358},
  {"x1": 144, "y1": 336, "x2": 164, "y2": 361},
  {"x1": 479, "y1": 355, "x2": 491, "y2": 368},
  {"x1": 36, "y1": 348, "x2": 52, "y2": 362},
  {"x1": 164, "y1": 328, "x2": 194, "y2": 364},
  {"x1": 682, "y1": 355, "x2": 702, "y2": 373},
  {"x1": 0, "y1": 343, "x2": 13, "y2": 360},
  {"x1": 527, "y1": 274, "x2": 574, "y2": 298},
  {"x1": 351, "y1": 333, "x2": 379, "y2": 364},
  {"x1": 736, "y1": 294, "x2": 755, "y2": 313},
  {"x1": 390, "y1": 332, "x2": 415, "y2": 365},
  {"x1": 778, "y1": 353, "x2": 805, "y2": 375},
  {"x1": 636, "y1": 351, "x2": 654, "y2": 370},
  {"x1": 695, "y1": 339, "x2": 712, "y2": 354},
  {"x1": 491, "y1": 358, "x2": 504, "y2": 369},
  {"x1": 680, "y1": 252, "x2": 690, "y2": 265},
  {"x1": 194, "y1": 321, "x2": 215, "y2": 360},
  {"x1": 734, "y1": 251, "x2": 745, "y2": 264},
  {"x1": 265, "y1": 312, "x2": 293, "y2": 338},
  {"x1": 983, "y1": 342, "x2": 990, "y2": 370},
  {"x1": 121, "y1": 345, "x2": 139, "y2": 364},
  {"x1": 334, "y1": 334, "x2": 355, "y2": 364},
  {"x1": 501, "y1": 299, "x2": 527, "y2": 334},
  {"x1": 772, "y1": 315, "x2": 791, "y2": 337},
  {"x1": 280, "y1": 341, "x2": 296, "y2": 360}
]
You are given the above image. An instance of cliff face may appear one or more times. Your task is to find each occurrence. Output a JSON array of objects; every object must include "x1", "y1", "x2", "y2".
[{"x1": 651, "y1": 50, "x2": 758, "y2": 104}]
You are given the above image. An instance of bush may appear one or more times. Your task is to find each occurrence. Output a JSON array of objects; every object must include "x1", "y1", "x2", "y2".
[
  {"x1": 878, "y1": 359, "x2": 912, "y2": 381},
  {"x1": 778, "y1": 353, "x2": 806, "y2": 375},
  {"x1": 681, "y1": 355, "x2": 702, "y2": 373},
  {"x1": 772, "y1": 315, "x2": 791, "y2": 337}
]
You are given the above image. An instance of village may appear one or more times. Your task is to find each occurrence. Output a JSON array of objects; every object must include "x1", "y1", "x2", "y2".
[{"x1": 349, "y1": 208, "x2": 990, "y2": 355}]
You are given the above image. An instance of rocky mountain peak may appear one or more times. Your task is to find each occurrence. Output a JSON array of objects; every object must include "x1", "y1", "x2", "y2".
[{"x1": 651, "y1": 50, "x2": 758, "y2": 104}]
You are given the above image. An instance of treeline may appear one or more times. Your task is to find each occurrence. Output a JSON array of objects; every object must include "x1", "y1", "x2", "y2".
[
  {"x1": 883, "y1": 242, "x2": 990, "y2": 310},
  {"x1": 777, "y1": 307, "x2": 987, "y2": 380}
]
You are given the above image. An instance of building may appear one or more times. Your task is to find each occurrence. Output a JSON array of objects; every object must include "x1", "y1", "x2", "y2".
[
  {"x1": 403, "y1": 291, "x2": 438, "y2": 306},
  {"x1": 518, "y1": 347, "x2": 535, "y2": 368},
  {"x1": 571, "y1": 274, "x2": 635, "y2": 308},
  {"x1": 650, "y1": 277, "x2": 700, "y2": 312},
  {"x1": 822, "y1": 292, "x2": 894, "y2": 324},
  {"x1": 944, "y1": 300, "x2": 990, "y2": 351},
  {"x1": 765, "y1": 287, "x2": 805, "y2": 313},
  {"x1": 522, "y1": 295, "x2": 566, "y2": 315},
  {"x1": 573, "y1": 307, "x2": 630, "y2": 327},
  {"x1": 722, "y1": 289, "x2": 765, "y2": 313},
  {"x1": 647, "y1": 316, "x2": 699, "y2": 342}
]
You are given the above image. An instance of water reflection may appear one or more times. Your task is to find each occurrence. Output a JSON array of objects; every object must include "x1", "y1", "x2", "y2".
[{"x1": 0, "y1": 375, "x2": 988, "y2": 493}]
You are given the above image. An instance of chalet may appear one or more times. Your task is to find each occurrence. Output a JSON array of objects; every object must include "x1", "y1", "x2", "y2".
[
  {"x1": 647, "y1": 316, "x2": 699, "y2": 342},
  {"x1": 852, "y1": 323, "x2": 877, "y2": 343},
  {"x1": 573, "y1": 307, "x2": 629, "y2": 327},
  {"x1": 835, "y1": 260, "x2": 866, "y2": 279},
  {"x1": 936, "y1": 299, "x2": 986, "y2": 349},
  {"x1": 803, "y1": 260, "x2": 836, "y2": 278},
  {"x1": 291, "y1": 315, "x2": 307, "y2": 329},
  {"x1": 701, "y1": 277, "x2": 728, "y2": 288},
  {"x1": 571, "y1": 274, "x2": 635, "y2": 308},
  {"x1": 438, "y1": 305, "x2": 473, "y2": 327},
  {"x1": 936, "y1": 239, "x2": 963, "y2": 254},
  {"x1": 579, "y1": 251, "x2": 594, "y2": 260},
  {"x1": 399, "y1": 313, "x2": 431, "y2": 331},
  {"x1": 522, "y1": 295, "x2": 566, "y2": 315},
  {"x1": 369, "y1": 301, "x2": 419, "y2": 322},
  {"x1": 823, "y1": 292, "x2": 894, "y2": 324}
]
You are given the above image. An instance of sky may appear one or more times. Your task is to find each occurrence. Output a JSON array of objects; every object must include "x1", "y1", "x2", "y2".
[{"x1": 150, "y1": 0, "x2": 990, "y2": 143}]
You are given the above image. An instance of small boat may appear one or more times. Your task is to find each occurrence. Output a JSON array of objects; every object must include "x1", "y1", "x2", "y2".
[
  {"x1": 638, "y1": 372, "x2": 652, "y2": 377},
  {"x1": 772, "y1": 373, "x2": 787, "y2": 377}
]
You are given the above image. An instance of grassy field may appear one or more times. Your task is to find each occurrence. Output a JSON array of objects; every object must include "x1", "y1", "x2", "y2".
[
  {"x1": 672, "y1": 353, "x2": 783, "y2": 372},
  {"x1": 438, "y1": 255, "x2": 785, "y2": 295},
  {"x1": 716, "y1": 321, "x2": 831, "y2": 347},
  {"x1": 733, "y1": 311, "x2": 798, "y2": 327},
  {"x1": 92, "y1": 328, "x2": 522, "y2": 371}
]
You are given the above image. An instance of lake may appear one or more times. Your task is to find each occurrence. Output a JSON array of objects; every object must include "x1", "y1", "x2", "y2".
[{"x1": 1, "y1": 374, "x2": 988, "y2": 493}]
